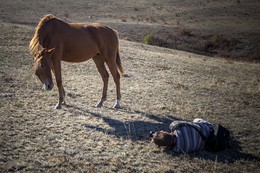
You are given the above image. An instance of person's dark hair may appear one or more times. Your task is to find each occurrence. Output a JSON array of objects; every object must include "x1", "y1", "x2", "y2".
[{"x1": 152, "y1": 131, "x2": 175, "y2": 147}]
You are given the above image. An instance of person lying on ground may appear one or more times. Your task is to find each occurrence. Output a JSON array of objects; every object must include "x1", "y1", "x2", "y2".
[{"x1": 151, "y1": 118, "x2": 213, "y2": 153}]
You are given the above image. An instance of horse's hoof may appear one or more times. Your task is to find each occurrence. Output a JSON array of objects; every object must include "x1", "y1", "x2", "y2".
[
  {"x1": 113, "y1": 100, "x2": 121, "y2": 109},
  {"x1": 54, "y1": 103, "x2": 62, "y2": 109},
  {"x1": 96, "y1": 101, "x2": 103, "y2": 108}
]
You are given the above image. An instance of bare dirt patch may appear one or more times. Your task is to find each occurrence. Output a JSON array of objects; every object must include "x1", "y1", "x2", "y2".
[{"x1": 1, "y1": 0, "x2": 260, "y2": 172}]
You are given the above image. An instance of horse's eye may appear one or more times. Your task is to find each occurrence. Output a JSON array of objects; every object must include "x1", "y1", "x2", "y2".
[{"x1": 40, "y1": 63, "x2": 44, "y2": 68}]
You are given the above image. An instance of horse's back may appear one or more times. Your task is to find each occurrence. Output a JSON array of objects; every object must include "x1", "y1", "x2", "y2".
[
  {"x1": 59, "y1": 22, "x2": 118, "y2": 62},
  {"x1": 80, "y1": 23, "x2": 119, "y2": 59},
  {"x1": 70, "y1": 23, "x2": 118, "y2": 43},
  {"x1": 82, "y1": 23, "x2": 118, "y2": 48}
]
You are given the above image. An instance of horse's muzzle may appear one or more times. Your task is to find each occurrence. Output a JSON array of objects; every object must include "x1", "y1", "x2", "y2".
[
  {"x1": 150, "y1": 131, "x2": 155, "y2": 138},
  {"x1": 43, "y1": 82, "x2": 53, "y2": 90}
]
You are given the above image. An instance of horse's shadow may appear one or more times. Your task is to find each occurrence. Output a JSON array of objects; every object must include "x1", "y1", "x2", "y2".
[
  {"x1": 66, "y1": 105, "x2": 260, "y2": 164},
  {"x1": 73, "y1": 106, "x2": 181, "y2": 141}
]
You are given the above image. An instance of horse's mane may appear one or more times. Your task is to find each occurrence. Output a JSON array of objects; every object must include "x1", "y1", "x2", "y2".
[{"x1": 29, "y1": 14, "x2": 57, "y2": 58}]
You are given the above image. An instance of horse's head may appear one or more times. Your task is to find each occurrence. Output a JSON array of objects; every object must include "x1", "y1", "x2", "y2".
[{"x1": 33, "y1": 48, "x2": 55, "y2": 90}]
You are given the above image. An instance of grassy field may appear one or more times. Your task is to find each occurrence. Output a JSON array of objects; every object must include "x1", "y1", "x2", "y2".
[{"x1": 1, "y1": 0, "x2": 260, "y2": 172}]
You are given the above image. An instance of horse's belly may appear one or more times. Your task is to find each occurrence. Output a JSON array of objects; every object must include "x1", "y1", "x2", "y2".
[
  {"x1": 62, "y1": 47, "x2": 98, "y2": 63},
  {"x1": 62, "y1": 54, "x2": 93, "y2": 62}
]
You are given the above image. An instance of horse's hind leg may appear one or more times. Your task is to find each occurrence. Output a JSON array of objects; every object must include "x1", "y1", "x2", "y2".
[
  {"x1": 93, "y1": 54, "x2": 109, "y2": 108},
  {"x1": 106, "y1": 60, "x2": 121, "y2": 109}
]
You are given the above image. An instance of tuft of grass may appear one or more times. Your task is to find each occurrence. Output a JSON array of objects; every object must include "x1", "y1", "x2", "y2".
[
  {"x1": 144, "y1": 34, "x2": 154, "y2": 45},
  {"x1": 181, "y1": 29, "x2": 193, "y2": 37}
]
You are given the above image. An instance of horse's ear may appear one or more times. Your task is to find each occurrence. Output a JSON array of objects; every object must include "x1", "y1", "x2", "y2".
[
  {"x1": 47, "y1": 48, "x2": 55, "y2": 55},
  {"x1": 37, "y1": 48, "x2": 45, "y2": 56}
]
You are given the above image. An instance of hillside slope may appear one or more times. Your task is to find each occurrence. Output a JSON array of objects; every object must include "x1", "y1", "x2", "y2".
[
  {"x1": 1, "y1": 0, "x2": 259, "y2": 61},
  {"x1": 0, "y1": 22, "x2": 260, "y2": 172}
]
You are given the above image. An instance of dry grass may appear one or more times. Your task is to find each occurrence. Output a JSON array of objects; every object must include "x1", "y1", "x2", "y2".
[
  {"x1": 1, "y1": 23, "x2": 260, "y2": 172},
  {"x1": 1, "y1": 0, "x2": 260, "y2": 172}
]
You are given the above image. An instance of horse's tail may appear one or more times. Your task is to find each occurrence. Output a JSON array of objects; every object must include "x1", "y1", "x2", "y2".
[{"x1": 116, "y1": 48, "x2": 124, "y2": 75}]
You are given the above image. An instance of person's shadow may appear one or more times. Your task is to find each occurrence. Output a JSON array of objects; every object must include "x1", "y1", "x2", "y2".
[
  {"x1": 67, "y1": 105, "x2": 260, "y2": 164},
  {"x1": 171, "y1": 138, "x2": 260, "y2": 163},
  {"x1": 163, "y1": 129, "x2": 260, "y2": 163}
]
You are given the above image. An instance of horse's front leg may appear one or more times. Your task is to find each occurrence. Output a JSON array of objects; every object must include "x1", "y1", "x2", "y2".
[
  {"x1": 55, "y1": 84, "x2": 65, "y2": 109},
  {"x1": 52, "y1": 60, "x2": 65, "y2": 109}
]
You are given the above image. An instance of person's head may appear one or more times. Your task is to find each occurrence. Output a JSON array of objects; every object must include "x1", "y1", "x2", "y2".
[{"x1": 151, "y1": 130, "x2": 175, "y2": 147}]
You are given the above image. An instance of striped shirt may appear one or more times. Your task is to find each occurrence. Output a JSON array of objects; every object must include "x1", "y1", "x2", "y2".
[{"x1": 169, "y1": 119, "x2": 212, "y2": 153}]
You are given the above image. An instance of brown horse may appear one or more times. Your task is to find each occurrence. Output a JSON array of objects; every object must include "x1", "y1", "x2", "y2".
[{"x1": 29, "y1": 14, "x2": 123, "y2": 109}]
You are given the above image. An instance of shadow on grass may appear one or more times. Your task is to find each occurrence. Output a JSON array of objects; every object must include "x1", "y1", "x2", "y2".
[
  {"x1": 165, "y1": 143, "x2": 260, "y2": 164},
  {"x1": 84, "y1": 108, "x2": 181, "y2": 141},
  {"x1": 66, "y1": 105, "x2": 180, "y2": 140},
  {"x1": 163, "y1": 133, "x2": 260, "y2": 164},
  {"x1": 67, "y1": 105, "x2": 259, "y2": 163}
]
